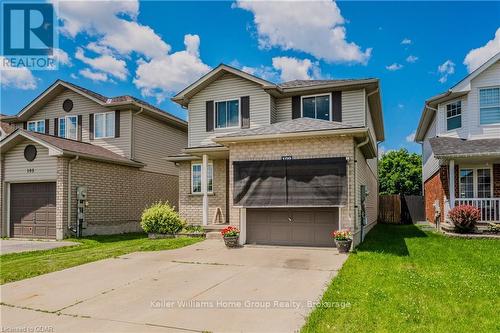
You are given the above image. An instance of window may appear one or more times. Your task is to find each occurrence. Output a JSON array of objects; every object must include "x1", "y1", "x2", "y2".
[
  {"x1": 446, "y1": 100, "x2": 462, "y2": 130},
  {"x1": 215, "y1": 100, "x2": 239, "y2": 128},
  {"x1": 459, "y1": 168, "x2": 492, "y2": 198},
  {"x1": 479, "y1": 87, "x2": 500, "y2": 125},
  {"x1": 192, "y1": 163, "x2": 213, "y2": 193},
  {"x1": 301, "y1": 94, "x2": 331, "y2": 121},
  {"x1": 59, "y1": 116, "x2": 77, "y2": 140},
  {"x1": 27, "y1": 120, "x2": 45, "y2": 133},
  {"x1": 94, "y1": 112, "x2": 115, "y2": 139}
]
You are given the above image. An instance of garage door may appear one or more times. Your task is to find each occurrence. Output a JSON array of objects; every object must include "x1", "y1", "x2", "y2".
[
  {"x1": 10, "y1": 182, "x2": 56, "y2": 239},
  {"x1": 246, "y1": 208, "x2": 339, "y2": 247}
]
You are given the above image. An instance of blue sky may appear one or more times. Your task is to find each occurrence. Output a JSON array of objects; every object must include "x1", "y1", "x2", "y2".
[{"x1": 1, "y1": 1, "x2": 499, "y2": 155}]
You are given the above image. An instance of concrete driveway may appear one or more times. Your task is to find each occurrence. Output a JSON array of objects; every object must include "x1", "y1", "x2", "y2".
[
  {"x1": 0, "y1": 240, "x2": 348, "y2": 333},
  {"x1": 0, "y1": 239, "x2": 78, "y2": 254}
]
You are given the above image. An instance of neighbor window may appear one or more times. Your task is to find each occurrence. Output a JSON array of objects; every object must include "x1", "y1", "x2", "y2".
[
  {"x1": 192, "y1": 163, "x2": 213, "y2": 193},
  {"x1": 215, "y1": 99, "x2": 239, "y2": 128},
  {"x1": 27, "y1": 120, "x2": 45, "y2": 133},
  {"x1": 59, "y1": 116, "x2": 77, "y2": 140},
  {"x1": 94, "y1": 112, "x2": 115, "y2": 139},
  {"x1": 479, "y1": 87, "x2": 500, "y2": 125},
  {"x1": 459, "y1": 168, "x2": 492, "y2": 198},
  {"x1": 302, "y1": 94, "x2": 331, "y2": 121},
  {"x1": 446, "y1": 100, "x2": 462, "y2": 130}
]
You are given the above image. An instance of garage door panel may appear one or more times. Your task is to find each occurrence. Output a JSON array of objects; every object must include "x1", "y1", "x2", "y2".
[
  {"x1": 290, "y1": 224, "x2": 314, "y2": 245},
  {"x1": 269, "y1": 225, "x2": 291, "y2": 242}
]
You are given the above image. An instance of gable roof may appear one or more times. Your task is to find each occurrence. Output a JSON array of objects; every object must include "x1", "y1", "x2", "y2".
[
  {"x1": 0, "y1": 129, "x2": 144, "y2": 167},
  {"x1": 415, "y1": 51, "x2": 500, "y2": 141},
  {"x1": 11, "y1": 80, "x2": 187, "y2": 130},
  {"x1": 0, "y1": 121, "x2": 16, "y2": 137},
  {"x1": 429, "y1": 136, "x2": 500, "y2": 158}
]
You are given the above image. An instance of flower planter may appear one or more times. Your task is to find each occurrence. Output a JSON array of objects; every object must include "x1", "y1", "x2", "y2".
[
  {"x1": 335, "y1": 239, "x2": 352, "y2": 253},
  {"x1": 223, "y1": 236, "x2": 239, "y2": 248}
]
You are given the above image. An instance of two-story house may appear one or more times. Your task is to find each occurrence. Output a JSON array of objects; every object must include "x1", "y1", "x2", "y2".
[
  {"x1": 0, "y1": 80, "x2": 187, "y2": 239},
  {"x1": 415, "y1": 52, "x2": 500, "y2": 227},
  {"x1": 167, "y1": 64, "x2": 384, "y2": 247}
]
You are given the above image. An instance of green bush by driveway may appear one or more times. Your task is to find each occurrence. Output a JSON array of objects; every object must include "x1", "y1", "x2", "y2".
[
  {"x1": 0, "y1": 233, "x2": 202, "y2": 284},
  {"x1": 302, "y1": 224, "x2": 500, "y2": 333}
]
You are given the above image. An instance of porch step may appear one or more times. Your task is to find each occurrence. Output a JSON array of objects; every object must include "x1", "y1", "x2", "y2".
[
  {"x1": 203, "y1": 224, "x2": 229, "y2": 232},
  {"x1": 205, "y1": 231, "x2": 223, "y2": 240}
]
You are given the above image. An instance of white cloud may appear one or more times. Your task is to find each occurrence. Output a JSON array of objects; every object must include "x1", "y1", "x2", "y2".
[
  {"x1": 0, "y1": 57, "x2": 37, "y2": 90},
  {"x1": 234, "y1": 0, "x2": 371, "y2": 64},
  {"x1": 464, "y1": 27, "x2": 500, "y2": 73},
  {"x1": 437, "y1": 60, "x2": 455, "y2": 83},
  {"x1": 272, "y1": 57, "x2": 321, "y2": 81},
  {"x1": 240, "y1": 65, "x2": 278, "y2": 82},
  {"x1": 406, "y1": 55, "x2": 418, "y2": 63},
  {"x1": 79, "y1": 68, "x2": 108, "y2": 82},
  {"x1": 398, "y1": 103, "x2": 405, "y2": 109},
  {"x1": 401, "y1": 38, "x2": 412, "y2": 45},
  {"x1": 51, "y1": 48, "x2": 72, "y2": 66},
  {"x1": 75, "y1": 47, "x2": 128, "y2": 81},
  {"x1": 133, "y1": 34, "x2": 211, "y2": 102},
  {"x1": 406, "y1": 131, "x2": 416, "y2": 142},
  {"x1": 386, "y1": 63, "x2": 403, "y2": 71},
  {"x1": 378, "y1": 145, "x2": 386, "y2": 159}
]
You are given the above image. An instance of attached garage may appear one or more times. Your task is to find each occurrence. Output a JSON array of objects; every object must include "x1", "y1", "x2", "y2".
[
  {"x1": 10, "y1": 182, "x2": 57, "y2": 239},
  {"x1": 246, "y1": 208, "x2": 339, "y2": 247}
]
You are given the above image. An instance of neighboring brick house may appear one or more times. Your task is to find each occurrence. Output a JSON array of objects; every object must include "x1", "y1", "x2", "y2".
[
  {"x1": 167, "y1": 64, "x2": 384, "y2": 247},
  {"x1": 0, "y1": 80, "x2": 187, "y2": 239},
  {"x1": 415, "y1": 52, "x2": 500, "y2": 227}
]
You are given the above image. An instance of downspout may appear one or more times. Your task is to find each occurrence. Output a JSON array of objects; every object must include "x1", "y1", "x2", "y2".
[
  {"x1": 68, "y1": 156, "x2": 79, "y2": 236},
  {"x1": 355, "y1": 136, "x2": 370, "y2": 243}
]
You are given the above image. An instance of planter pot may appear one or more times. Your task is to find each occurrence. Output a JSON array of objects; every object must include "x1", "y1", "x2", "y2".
[
  {"x1": 223, "y1": 236, "x2": 239, "y2": 248},
  {"x1": 335, "y1": 239, "x2": 352, "y2": 253},
  {"x1": 148, "y1": 233, "x2": 175, "y2": 239}
]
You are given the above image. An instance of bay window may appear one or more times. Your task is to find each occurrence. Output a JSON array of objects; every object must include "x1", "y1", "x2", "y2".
[
  {"x1": 301, "y1": 94, "x2": 331, "y2": 121},
  {"x1": 479, "y1": 87, "x2": 500, "y2": 125},
  {"x1": 94, "y1": 112, "x2": 115, "y2": 139},
  {"x1": 215, "y1": 99, "x2": 239, "y2": 128},
  {"x1": 27, "y1": 120, "x2": 45, "y2": 133},
  {"x1": 192, "y1": 163, "x2": 213, "y2": 193}
]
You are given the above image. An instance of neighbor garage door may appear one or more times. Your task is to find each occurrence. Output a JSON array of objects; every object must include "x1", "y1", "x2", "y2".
[
  {"x1": 247, "y1": 208, "x2": 339, "y2": 247},
  {"x1": 10, "y1": 182, "x2": 56, "y2": 239}
]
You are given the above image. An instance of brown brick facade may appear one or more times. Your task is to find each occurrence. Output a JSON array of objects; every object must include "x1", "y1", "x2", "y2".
[
  {"x1": 494, "y1": 164, "x2": 500, "y2": 198},
  {"x1": 424, "y1": 169, "x2": 445, "y2": 224}
]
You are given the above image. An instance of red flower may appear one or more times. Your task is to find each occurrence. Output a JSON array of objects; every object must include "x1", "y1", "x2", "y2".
[{"x1": 221, "y1": 226, "x2": 240, "y2": 237}]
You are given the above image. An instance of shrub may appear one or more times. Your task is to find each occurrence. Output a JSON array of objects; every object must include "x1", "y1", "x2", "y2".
[
  {"x1": 221, "y1": 226, "x2": 239, "y2": 238},
  {"x1": 448, "y1": 205, "x2": 481, "y2": 233},
  {"x1": 140, "y1": 202, "x2": 185, "y2": 234},
  {"x1": 182, "y1": 225, "x2": 205, "y2": 234},
  {"x1": 487, "y1": 222, "x2": 500, "y2": 234}
]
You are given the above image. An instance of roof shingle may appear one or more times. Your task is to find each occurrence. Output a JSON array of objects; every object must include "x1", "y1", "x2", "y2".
[
  {"x1": 278, "y1": 78, "x2": 375, "y2": 89},
  {"x1": 429, "y1": 137, "x2": 500, "y2": 157}
]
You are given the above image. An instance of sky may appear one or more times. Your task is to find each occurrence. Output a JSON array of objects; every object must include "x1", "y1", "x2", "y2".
[{"x1": 1, "y1": 1, "x2": 499, "y2": 155}]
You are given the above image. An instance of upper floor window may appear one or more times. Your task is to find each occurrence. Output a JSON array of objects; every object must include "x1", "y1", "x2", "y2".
[
  {"x1": 27, "y1": 120, "x2": 45, "y2": 133},
  {"x1": 479, "y1": 87, "x2": 500, "y2": 125},
  {"x1": 301, "y1": 94, "x2": 331, "y2": 121},
  {"x1": 191, "y1": 163, "x2": 213, "y2": 193},
  {"x1": 94, "y1": 112, "x2": 115, "y2": 139},
  {"x1": 216, "y1": 99, "x2": 239, "y2": 128},
  {"x1": 446, "y1": 100, "x2": 461, "y2": 130},
  {"x1": 59, "y1": 116, "x2": 77, "y2": 140}
]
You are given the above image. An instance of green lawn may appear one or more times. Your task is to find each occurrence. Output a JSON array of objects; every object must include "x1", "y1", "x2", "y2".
[
  {"x1": 0, "y1": 233, "x2": 202, "y2": 284},
  {"x1": 302, "y1": 224, "x2": 500, "y2": 333}
]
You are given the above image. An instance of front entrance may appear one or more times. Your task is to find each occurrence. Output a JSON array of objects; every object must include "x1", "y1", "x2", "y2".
[
  {"x1": 10, "y1": 182, "x2": 56, "y2": 239},
  {"x1": 246, "y1": 208, "x2": 339, "y2": 247}
]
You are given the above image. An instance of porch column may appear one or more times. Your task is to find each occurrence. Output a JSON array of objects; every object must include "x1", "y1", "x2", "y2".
[
  {"x1": 201, "y1": 154, "x2": 209, "y2": 226},
  {"x1": 449, "y1": 160, "x2": 455, "y2": 209}
]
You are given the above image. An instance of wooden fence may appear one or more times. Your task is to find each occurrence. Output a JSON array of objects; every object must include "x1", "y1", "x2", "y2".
[{"x1": 379, "y1": 194, "x2": 424, "y2": 224}]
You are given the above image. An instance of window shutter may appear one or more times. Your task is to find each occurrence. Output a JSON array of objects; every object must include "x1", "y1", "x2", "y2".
[
  {"x1": 206, "y1": 101, "x2": 214, "y2": 132},
  {"x1": 115, "y1": 110, "x2": 120, "y2": 138},
  {"x1": 54, "y1": 118, "x2": 58, "y2": 136},
  {"x1": 89, "y1": 114, "x2": 94, "y2": 140},
  {"x1": 332, "y1": 91, "x2": 342, "y2": 122},
  {"x1": 23, "y1": 122, "x2": 27, "y2": 130},
  {"x1": 77, "y1": 115, "x2": 83, "y2": 141},
  {"x1": 45, "y1": 119, "x2": 50, "y2": 134},
  {"x1": 241, "y1": 96, "x2": 250, "y2": 128},
  {"x1": 292, "y1": 96, "x2": 301, "y2": 119}
]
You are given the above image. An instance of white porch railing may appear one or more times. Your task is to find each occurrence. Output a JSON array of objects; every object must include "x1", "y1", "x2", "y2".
[{"x1": 455, "y1": 198, "x2": 500, "y2": 223}]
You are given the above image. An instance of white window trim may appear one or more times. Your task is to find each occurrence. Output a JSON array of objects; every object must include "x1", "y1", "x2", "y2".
[
  {"x1": 459, "y1": 167, "x2": 493, "y2": 199},
  {"x1": 300, "y1": 93, "x2": 333, "y2": 121},
  {"x1": 94, "y1": 112, "x2": 115, "y2": 139},
  {"x1": 60, "y1": 115, "x2": 78, "y2": 140},
  {"x1": 445, "y1": 99, "x2": 462, "y2": 132},
  {"x1": 191, "y1": 162, "x2": 214, "y2": 194},
  {"x1": 27, "y1": 120, "x2": 45, "y2": 133},
  {"x1": 478, "y1": 85, "x2": 500, "y2": 126},
  {"x1": 214, "y1": 98, "x2": 241, "y2": 130}
]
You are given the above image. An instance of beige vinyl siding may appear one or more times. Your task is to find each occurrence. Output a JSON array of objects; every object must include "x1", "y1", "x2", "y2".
[
  {"x1": 342, "y1": 89, "x2": 366, "y2": 127},
  {"x1": 187, "y1": 73, "x2": 271, "y2": 147},
  {"x1": 276, "y1": 97, "x2": 292, "y2": 123},
  {"x1": 132, "y1": 113, "x2": 187, "y2": 175},
  {"x1": 270, "y1": 96, "x2": 278, "y2": 124},
  {"x1": 22, "y1": 89, "x2": 132, "y2": 158},
  {"x1": 4, "y1": 140, "x2": 57, "y2": 182},
  {"x1": 356, "y1": 147, "x2": 378, "y2": 233}
]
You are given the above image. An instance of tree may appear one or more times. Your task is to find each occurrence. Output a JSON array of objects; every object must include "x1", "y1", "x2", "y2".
[{"x1": 378, "y1": 148, "x2": 422, "y2": 195}]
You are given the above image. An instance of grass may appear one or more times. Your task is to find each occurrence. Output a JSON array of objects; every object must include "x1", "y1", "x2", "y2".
[
  {"x1": 0, "y1": 233, "x2": 202, "y2": 284},
  {"x1": 302, "y1": 224, "x2": 500, "y2": 333}
]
